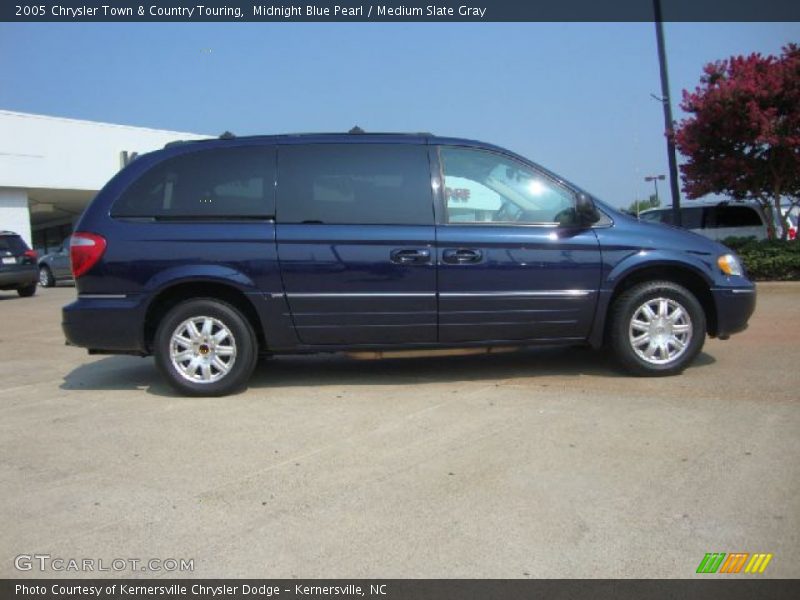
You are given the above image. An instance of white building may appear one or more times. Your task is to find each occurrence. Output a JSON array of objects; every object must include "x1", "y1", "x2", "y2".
[{"x1": 0, "y1": 110, "x2": 207, "y2": 253}]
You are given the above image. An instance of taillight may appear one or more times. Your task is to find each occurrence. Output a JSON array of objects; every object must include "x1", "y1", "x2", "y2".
[
  {"x1": 23, "y1": 249, "x2": 37, "y2": 260},
  {"x1": 70, "y1": 232, "x2": 107, "y2": 278}
]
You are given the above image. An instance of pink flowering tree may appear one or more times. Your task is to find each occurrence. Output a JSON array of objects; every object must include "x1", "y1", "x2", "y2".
[{"x1": 675, "y1": 44, "x2": 800, "y2": 239}]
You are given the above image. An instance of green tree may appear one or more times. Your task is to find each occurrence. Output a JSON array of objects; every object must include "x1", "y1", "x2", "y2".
[
  {"x1": 675, "y1": 45, "x2": 800, "y2": 239},
  {"x1": 626, "y1": 194, "x2": 660, "y2": 216}
]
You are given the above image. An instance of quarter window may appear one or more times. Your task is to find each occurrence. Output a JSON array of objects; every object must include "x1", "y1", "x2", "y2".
[
  {"x1": 277, "y1": 144, "x2": 433, "y2": 225},
  {"x1": 111, "y1": 146, "x2": 276, "y2": 218},
  {"x1": 439, "y1": 146, "x2": 576, "y2": 225},
  {"x1": 640, "y1": 210, "x2": 666, "y2": 223}
]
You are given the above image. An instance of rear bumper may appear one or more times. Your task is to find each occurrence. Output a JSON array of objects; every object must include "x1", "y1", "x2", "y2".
[
  {"x1": 0, "y1": 266, "x2": 37, "y2": 289},
  {"x1": 62, "y1": 295, "x2": 148, "y2": 354},
  {"x1": 711, "y1": 285, "x2": 756, "y2": 338}
]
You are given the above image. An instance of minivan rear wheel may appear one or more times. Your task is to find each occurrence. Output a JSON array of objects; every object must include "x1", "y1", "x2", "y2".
[
  {"x1": 609, "y1": 281, "x2": 705, "y2": 376},
  {"x1": 154, "y1": 298, "x2": 258, "y2": 396}
]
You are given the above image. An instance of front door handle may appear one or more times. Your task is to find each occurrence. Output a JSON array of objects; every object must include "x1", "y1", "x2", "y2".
[
  {"x1": 390, "y1": 248, "x2": 431, "y2": 265},
  {"x1": 442, "y1": 248, "x2": 483, "y2": 264}
]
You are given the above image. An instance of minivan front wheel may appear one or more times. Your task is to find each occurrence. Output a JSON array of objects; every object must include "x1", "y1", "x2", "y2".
[
  {"x1": 609, "y1": 281, "x2": 706, "y2": 376},
  {"x1": 154, "y1": 299, "x2": 258, "y2": 396}
]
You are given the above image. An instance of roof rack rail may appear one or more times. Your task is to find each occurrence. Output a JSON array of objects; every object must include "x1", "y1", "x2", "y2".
[
  {"x1": 163, "y1": 131, "x2": 233, "y2": 149},
  {"x1": 347, "y1": 126, "x2": 433, "y2": 136},
  {"x1": 162, "y1": 129, "x2": 435, "y2": 149}
]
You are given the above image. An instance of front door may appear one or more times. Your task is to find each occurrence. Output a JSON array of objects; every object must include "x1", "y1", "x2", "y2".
[
  {"x1": 435, "y1": 145, "x2": 602, "y2": 343},
  {"x1": 53, "y1": 240, "x2": 72, "y2": 279},
  {"x1": 276, "y1": 142, "x2": 437, "y2": 345}
]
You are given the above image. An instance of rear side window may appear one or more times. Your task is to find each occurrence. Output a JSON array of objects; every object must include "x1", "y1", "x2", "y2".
[
  {"x1": 681, "y1": 207, "x2": 704, "y2": 229},
  {"x1": 0, "y1": 235, "x2": 28, "y2": 253},
  {"x1": 707, "y1": 206, "x2": 764, "y2": 228},
  {"x1": 112, "y1": 146, "x2": 276, "y2": 218},
  {"x1": 277, "y1": 144, "x2": 433, "y2": 225},
  {"x1": 641, "y1": 208, "x2": 702, "y2": 228}
]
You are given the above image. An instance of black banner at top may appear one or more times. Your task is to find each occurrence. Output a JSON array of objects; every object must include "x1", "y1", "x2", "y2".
[{"x1": 2, "y1": 0, "x2": 800, "y2": 22}]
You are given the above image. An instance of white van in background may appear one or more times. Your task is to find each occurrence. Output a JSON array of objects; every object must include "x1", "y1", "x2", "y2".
[{"x1": 639, "y1": 201, "x2": 779, "y2": 241}]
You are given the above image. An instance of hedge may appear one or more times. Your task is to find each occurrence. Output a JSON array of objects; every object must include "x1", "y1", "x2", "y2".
[{"x1": 721, "y1": 237, "x2": 800, "y2": 281}]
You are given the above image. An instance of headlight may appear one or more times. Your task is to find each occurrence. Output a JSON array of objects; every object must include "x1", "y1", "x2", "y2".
[{"x1": 718, "y1": 254, "x2": 743, "y2": 277}]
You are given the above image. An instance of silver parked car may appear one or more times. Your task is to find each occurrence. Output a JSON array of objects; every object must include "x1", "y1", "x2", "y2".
[
  {"x1": 640, "y1": 202, "x2": 776, "y2": 241},
  {"x1": 38, "y1": 238, "x2": 73, "y2": 287}
]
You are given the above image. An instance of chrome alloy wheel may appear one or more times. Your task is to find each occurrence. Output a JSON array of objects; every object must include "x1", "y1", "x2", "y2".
[
  {"x1": 628, "y1": 297, "x2": 693, "y2": 365},
  {"x1": 169, "y1": 316, "x2": 237, "y2": 384}
]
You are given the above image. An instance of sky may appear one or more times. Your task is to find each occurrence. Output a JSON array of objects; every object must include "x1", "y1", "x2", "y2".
[{"x1": 0, "y1": 21, "x2": 798, "y2": 208}]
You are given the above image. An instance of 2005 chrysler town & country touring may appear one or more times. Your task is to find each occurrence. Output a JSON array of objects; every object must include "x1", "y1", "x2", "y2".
[{"x1": 62, "y1": 132, "x2": 756, "y2": 396}]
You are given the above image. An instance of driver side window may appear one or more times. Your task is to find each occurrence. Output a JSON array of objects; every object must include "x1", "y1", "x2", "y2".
[{"x1": 440, "y1": 146, "x2": 576, "y2": 225}]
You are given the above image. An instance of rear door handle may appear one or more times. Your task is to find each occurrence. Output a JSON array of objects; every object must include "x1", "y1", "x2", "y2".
[
  {"x1": 442, "y1": 248, "x2": 483, "y2": 264},
  {"x1": 390, "y1": 248, "x2": 431, "y2": 265}
]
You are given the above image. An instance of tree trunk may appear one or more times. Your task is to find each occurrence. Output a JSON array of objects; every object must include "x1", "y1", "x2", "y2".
[{"x1": 773, "y1": 195, "x2": 789, "y2": 241}]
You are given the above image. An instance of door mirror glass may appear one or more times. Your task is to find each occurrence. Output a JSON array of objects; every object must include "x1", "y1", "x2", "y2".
[{"x1": 573, "y1": 193, "x2": 601, "y2": 226}]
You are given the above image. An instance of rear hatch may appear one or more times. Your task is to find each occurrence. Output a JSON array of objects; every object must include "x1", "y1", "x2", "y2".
[{"x1": 0, "y1": 234, "x2": 37, "y2": 272}]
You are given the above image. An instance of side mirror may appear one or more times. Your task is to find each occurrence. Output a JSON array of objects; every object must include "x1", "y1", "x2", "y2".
[
  {"x1": 556, "y1": 194, "x2": 601, "y2": 228},
  {"x1": 576, "y1": 194, "x2": 601, "y2": 225}
]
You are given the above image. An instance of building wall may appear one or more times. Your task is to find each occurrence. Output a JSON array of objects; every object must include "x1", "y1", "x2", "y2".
[
  {"x1": 0, "y1": 189, "x2": 30, "y2": 245},
  {"x1": 0, "y1": 110, "x2": 207, "y2": 191}
]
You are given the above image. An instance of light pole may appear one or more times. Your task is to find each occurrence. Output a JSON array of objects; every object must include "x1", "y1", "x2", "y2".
[
  {"x1": 653, "y1": 0, "x2": 682, "y2": 227},
  {"x1": 644, "y1": 174, "x2": 666, "y2": 215}
]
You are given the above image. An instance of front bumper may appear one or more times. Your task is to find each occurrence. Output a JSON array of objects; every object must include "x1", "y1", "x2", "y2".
[
  {"x1": 62, "y1": 295, "x2": 148, "y2": 354},
  {"x1": 711, "y1": 285, "x2": 757, "y2": 338}
]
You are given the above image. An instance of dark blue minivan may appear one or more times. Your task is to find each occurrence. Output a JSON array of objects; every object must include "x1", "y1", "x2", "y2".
[{"x1": 63, "y1": 132, "x2": 756, "y2": 396}]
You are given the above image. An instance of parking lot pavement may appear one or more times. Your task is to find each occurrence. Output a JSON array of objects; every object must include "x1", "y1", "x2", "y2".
[{"x1": 0, "y1": 284, "x2": 798, "y2": 579}]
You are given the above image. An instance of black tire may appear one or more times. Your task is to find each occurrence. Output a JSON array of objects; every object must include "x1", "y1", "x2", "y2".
[
  {"x1": 17, "y1": 283, "x2": 37, "y2": 297},
  {"x1": 39, "y1": 266, "x2": 55, "y2": 287},
  {"x1": 609, "y1": 280, "x2": 706, "y2": 376},
  {"x1": 154, "y1": 298, "x2": 259, "y2": 397}
]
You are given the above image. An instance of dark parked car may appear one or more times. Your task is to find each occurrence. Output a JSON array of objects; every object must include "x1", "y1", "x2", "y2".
[
  {"x1": 38, "y1": 238, "x2": 73, "y2": 287},
  {"x1": 62, "y1": 132, "x2": 756, "y2": 396},
  {"x1": 0, "y1": 231, "x2": 38, "y2": 297}
]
